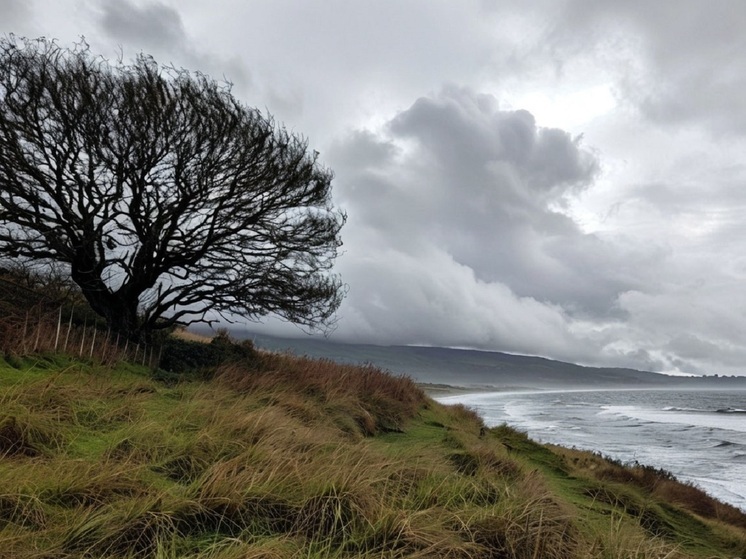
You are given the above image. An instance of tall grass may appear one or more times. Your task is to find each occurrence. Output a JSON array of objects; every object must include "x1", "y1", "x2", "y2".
[
  {"x1": 215, "y1": 354, "x2": 427, "y2": 436},
  {"x1": 1, "y1": 347, "x2": 745, "y2": 557}
]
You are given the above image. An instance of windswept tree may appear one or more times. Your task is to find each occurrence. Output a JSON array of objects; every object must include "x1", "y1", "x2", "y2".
[{"x1": 0, "y1": 36, "x2": 345, "y2": 339}]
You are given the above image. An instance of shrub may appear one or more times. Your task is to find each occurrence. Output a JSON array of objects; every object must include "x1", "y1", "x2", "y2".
[{"x1": 157, "y1": 332, "x2": 258, "y2": 377}]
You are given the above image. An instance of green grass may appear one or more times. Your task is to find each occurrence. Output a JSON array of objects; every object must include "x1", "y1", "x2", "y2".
[{"x1": 1, "y1": 351, "x2": 745, "y2": 559}]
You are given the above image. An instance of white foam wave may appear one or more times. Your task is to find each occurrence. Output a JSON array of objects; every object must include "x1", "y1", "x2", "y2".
[{"x1": 600, "y1": 405, "x2": 746, "y2": 433}]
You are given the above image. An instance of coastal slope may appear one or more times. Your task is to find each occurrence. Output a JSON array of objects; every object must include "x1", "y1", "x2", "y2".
[{"x1": 1, "y1": 347, "x2": 745, "y2": 558}]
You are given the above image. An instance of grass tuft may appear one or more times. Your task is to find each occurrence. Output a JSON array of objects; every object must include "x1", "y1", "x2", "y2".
[
  {"x1": 63, "y1": 497, "x2": 180, "y2": 558},
  {"x1": 0, "y1": 411, "x2": 63, "y2": 457},
  {"x1": 0, "y1": 493, "x2": 46, "y2": 530}
]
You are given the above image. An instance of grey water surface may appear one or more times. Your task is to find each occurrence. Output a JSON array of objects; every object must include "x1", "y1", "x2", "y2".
[{"x1": 437, "y1": 388, "x2": 746, "y2": 511}]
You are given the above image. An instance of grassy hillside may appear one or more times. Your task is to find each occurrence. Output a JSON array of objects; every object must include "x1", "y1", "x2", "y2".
[{"x1": 1, "y1": 347, "x2": 745, "y2": 558}]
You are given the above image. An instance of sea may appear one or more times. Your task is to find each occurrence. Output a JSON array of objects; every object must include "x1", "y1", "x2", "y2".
[{"x1": 435, "y1": 388, "x2": 746, "y2": 512}]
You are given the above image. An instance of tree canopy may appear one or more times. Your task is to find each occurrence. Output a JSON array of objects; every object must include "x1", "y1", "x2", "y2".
[{"x1": 0, "y1": 36, "x2": 345, "y2": 339}]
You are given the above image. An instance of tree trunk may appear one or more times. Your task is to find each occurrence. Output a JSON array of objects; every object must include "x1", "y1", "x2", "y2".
[
  {"x1": 72, "y1": 269, "x2": 143, "y2": 341},
  {"x1": 106, "y1": 300, "x2": 142, "y2": 342}
]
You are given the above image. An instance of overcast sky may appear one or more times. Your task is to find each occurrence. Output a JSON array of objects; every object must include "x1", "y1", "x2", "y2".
[{"x1": 4, "y1": 0, "x2": 746, "y2": 375}]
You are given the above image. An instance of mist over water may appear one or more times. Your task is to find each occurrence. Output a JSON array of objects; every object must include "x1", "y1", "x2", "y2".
[{"x1": 436, "y1": 389, "x2": 746, "y2": 511}]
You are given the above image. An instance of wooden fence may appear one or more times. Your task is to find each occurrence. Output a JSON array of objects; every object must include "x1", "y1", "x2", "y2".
[{"x1": 0, "y1": 304, "x2": 161, "y2": 368}]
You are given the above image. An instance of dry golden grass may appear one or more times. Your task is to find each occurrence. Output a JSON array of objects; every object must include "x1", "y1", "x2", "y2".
[
  {"x1": 1, "y1": 343, "x2": 745, "y2": 558},
  {"x1": 214, "y1": 355, "x2": 427, "y2": 436},
  {"x1": 172, "y1": 326, "x2": 214, "y2": 344}
]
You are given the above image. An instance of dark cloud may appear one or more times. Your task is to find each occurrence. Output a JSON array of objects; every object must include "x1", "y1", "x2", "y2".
[
  {"x1": 99, "y1": 1, "x2": 186, "y2": 51},
  {"x1": 389, "y1": 85, "x2": 599, "y2": 204},
  {"x1": 332, "y1": 130, "x2": 399, "y2": 171},
  {"x1": 334, "y1": 87, "x2": 642, "y2": 322},
  {"x1": 96, "y1": 0, "x2": 251, "y2": 93},
  {"x1": 325, "y1": 86, "x2": 675, "y2": 366}
]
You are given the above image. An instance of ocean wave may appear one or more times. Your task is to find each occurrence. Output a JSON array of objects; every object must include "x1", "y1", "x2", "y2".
[
  {"x1": 662, "y1": 405, "x2": 746, "y2": 415},
  {"x1": 712, "y1": 440, "x2": 746, "y2": 451},
  {"x1": 449, "y1": 389, "x2": 746, "y2": 511}
]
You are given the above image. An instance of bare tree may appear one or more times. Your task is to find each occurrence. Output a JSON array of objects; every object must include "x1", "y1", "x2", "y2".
[{"x1": 0, "y1": 36, "x2": 345, "y2": 339}]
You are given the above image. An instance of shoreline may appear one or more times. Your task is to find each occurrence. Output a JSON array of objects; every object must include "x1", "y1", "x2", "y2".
[
  {"x1": 430, "y1": 386, "x2": 746, "y2": 513},
  {"x1": 417, "y1": 382, "x2": 539, "y2": 398}
]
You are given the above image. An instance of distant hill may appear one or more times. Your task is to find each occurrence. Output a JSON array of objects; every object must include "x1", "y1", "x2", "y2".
[{"x1": 238, "y1": 331, "x2": 746, "y2": 390}]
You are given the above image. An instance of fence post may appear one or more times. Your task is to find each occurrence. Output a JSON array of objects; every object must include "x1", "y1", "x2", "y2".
[
  {"x1": 54, "y1": 307, "x2": 62, "y2": 351},
  {"x1": 113, "y1": 332, "x2": 120, "y2": 362},
  {"x1": 101, "y1": 328, "x2": 111, "y2": 362},
  {"x1": 89, "y1": 327, "x2": 97, "y2": 359},
  {"x1": 63, "y1": 308, "x2": 73, "y2": 352},
  {"x1": 22, "y1": 311, "x2": 29, "y2": 354},
  {"x1": 33, "y1": 308, "x2": 42, "y2": 351},
  {"x1": 79, "y1": 318, "x2": 87, "y2": 357}
]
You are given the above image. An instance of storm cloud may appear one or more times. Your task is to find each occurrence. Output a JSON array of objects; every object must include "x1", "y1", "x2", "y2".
[
  {"x1": 327, "y1": 87, "x2": 669, "y2": 364},
  {"x1": 5, "y1": 1, "x2": 746, "y2": 375},
  {"x1": 99, "y1": 1, "x2": 187, "y2": 52}
]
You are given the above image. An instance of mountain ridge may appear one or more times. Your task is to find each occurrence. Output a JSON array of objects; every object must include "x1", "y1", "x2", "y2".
[{"x1": 238, "y1": 330, "x2": 746, "y2": 390}]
